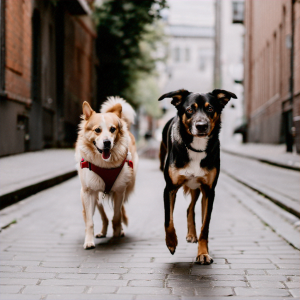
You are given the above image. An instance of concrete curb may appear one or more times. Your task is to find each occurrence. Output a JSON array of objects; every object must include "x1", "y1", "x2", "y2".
[
  {"x1": 0, "y1": 170, "x2": 77, "y2": 210},
  {"x1": 221, "y1": 148, "x2": 300, "y2": 172}
]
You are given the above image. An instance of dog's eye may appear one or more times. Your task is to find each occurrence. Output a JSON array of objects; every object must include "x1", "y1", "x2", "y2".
[
  {"x1": 186, "y1": 108, "x2": 193, "y2": 114},
  {"x1": 95, "y1": 128, "x2": 101, "y2": 133},
  {"x1": 207, "y1": 106, "x2": 214, "y2": 112},
  {"x1": 110, "y1": 127, "x2": 116, "y2": 133}
]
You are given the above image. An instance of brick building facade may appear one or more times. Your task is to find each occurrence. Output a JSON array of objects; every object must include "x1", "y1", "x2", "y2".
[
  {"x1": 244, "y1": 0, "x2": 300, "y2": 153},
  {"x1": 0, "y1": 0, "x2": 97, "y2": 156}
]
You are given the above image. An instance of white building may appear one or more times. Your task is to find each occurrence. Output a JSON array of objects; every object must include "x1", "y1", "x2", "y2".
[
  {"x1": 217, "y1": 0, "x2": 245, "y2": 145},
  {"x1": 157, "y1": 0, "x2": 215, "y2": 135}
]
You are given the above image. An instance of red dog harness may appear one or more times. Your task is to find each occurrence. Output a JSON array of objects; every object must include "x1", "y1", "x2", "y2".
[{"x1": 80, "y1": 157, "x2": 133, "y2": 197}]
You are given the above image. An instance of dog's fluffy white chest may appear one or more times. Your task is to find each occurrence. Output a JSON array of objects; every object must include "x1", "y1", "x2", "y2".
[{"x1": 179, "y1": 137, "x2": 208, "y2": 189}]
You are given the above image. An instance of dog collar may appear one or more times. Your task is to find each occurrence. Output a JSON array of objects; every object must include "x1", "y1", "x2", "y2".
[
  {"x1": 80, "y1": 156, "x2": 133, "y2": 197},
  {"x1": 184, "y1": 143, "x2": 205, "y2": 153}
]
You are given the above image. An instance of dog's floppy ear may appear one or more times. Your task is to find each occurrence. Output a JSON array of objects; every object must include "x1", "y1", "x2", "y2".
[
  {"x1": 82, "y1": 101, "x2": 94, "y2": 120},
  {"x1": 106, "y1": 103, "x2": 122, "y2": 118},
  {"x1": 158, "y1": 89, "x2": 190, "y2": 107},
  {"x1": 212, "y1": 89, "x2": 237, "y2": 108}
]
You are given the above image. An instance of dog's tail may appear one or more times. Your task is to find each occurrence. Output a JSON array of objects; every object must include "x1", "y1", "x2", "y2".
[{"x1": 101, "y1": 96, "x2": 136, "y2": 128}]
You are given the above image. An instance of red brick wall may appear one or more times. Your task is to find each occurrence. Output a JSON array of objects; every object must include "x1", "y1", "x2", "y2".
[
  {"x1": 244, "y1": 0, "x2": 300, "y2": 146},
  {"x1": 5, "y1": 0, "x2": 32, "y2": 103}
]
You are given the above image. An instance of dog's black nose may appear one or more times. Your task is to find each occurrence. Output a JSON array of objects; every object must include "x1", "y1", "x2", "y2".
[
  {"x1": 103, "y1": 140, "x2": 111, "y2": 149},
  {"x1": 196, "y1": 122, "x2": 208, "y2": 132}
]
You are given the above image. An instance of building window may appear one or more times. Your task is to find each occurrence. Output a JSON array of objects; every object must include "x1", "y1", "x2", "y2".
[
  {"x1": 174, "y1": 47, "x2": 180, "y2": 62},
  {"x1": 232, "y1": 1, "x2": 244, "y2": 24},
  {"x1": 198, "y1": 48, "x2": 210, "y2": 71},
  {"x1": 185, "y1": 48, "x2": 190, "y2": 62}
]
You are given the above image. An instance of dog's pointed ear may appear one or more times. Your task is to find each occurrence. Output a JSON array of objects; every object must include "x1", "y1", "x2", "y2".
[
  {"x1": 82, "y1": 101, "x2": 94, "y2": 120},
  {"x1": 158, "y1": 89, "x2": 190, "y2": 107},
  {"x1": 212, "y1": 89, "x2": 237, "y2": 107},
  {"x1": 106, "y1": 103, "x2": 122, "y2": 118}
]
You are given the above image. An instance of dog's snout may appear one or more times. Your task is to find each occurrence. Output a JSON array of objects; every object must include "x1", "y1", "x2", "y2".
[
  {"x1": 103, "y1": 140, "x2": 111, "y2": 149},
  {"x1": 195, "y1": 122, "x2": 208, "y2": 132}
]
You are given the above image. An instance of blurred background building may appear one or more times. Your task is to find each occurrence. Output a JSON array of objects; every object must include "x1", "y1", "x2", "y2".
[
  {"x1": 0, "y1": 0, "x2": 97, "y2": 156},
  {"x1": 244, "y1": 0, "x2": 300, "y2": 153},
  {"x1": 0, "y1": 0, "x2": 299, "y2": 157}
]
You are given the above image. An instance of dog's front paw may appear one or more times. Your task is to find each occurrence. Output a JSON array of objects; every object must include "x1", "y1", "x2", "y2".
[
  {"x1": 186, "y1": 234, "x2": 198, "y2": 243},
  {"x1": 195, "y1": 254, "x2": 213, "y2": 265},
  {"x1": 166, "y1": 231, "x2": 178, "y2": 255},
  {"x1": 95, "y1": 232, "x2": 106, "y2": 238},
  {"x1": 83, "y1": 241, "x2": 95, "y2": 249}
]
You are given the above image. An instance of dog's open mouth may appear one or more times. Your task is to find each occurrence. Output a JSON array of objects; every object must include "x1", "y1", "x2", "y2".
[
  {"x1": 102, "y1": 148, "x2": 111, "y2": 160},
  {"x1": 93, "y1": 141, "x2": 111, "y2": 160}
]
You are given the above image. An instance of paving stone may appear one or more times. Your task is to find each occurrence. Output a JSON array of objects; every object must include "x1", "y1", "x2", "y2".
[
  {"x1": 0, "y1": 272, "x2": 56, "y2": 279},
  {"x1": 249, "y1": 281, "x2": 285, "y2": 288},
  {"x1": 246, "y1": 275, "x2": 288, "y2": 281},
  {"x1": 46, "y1": 293, "x2": 129, "y2": 300},
  {"x1": 289, "y1": 289, "x2": 300, "y2": 297},
  {"x1": 227, "y1": 258, "x2": 271, "y2": 264},
  {"x1": 25, "y1": 266, "x2": 79, "y2": 273},
  {"x1": 136, "y1": 295, "x2": 180, "y2": 300},
  {"x1": 267, "y1": 270, "x2": 300, "y2": 276},
  {"x1": 285, "y1": 282, "x2": 300, "y2": 289},
  {"x1": 0, "y1": 295, "x2": 41, "y2": 300},
  {"x1": 168, "y1": 280, "x2": 210, "y2": 288},
  {"x1": 129, "y1": 279, "x2": 164, "y2": 287},
  {"x1": 122, "y1": 274, "x2": 166, "y2": 280},
  {"x1": 172, "y1": 286, "x2": 196, "y2": 296},
  {"x1": 118, "y1": 287, "x2": 171, "y2": 295},
  {"x1": 190, "y1": 269, "x2": 245, "y2": 275},
  {"x1": 22, "y1": 285, "x2": 86, "y2": 294},
  {"x1": 230, "y1": 263, "x2": 277, "y2": 269},
  {"x1": 234, "y1": 287, "x2": 291, "y2": 297},
  {"x1": 0, "y1": 285, "x2": 24, "y2": 293},
  {"x1": 0, "y1": 278, "x2": 38, "y2": 285},
  {"x1": 195, "y1": 287, "x2": 234, "y2": 296},
  {"x1": 245, "y1": 269, "x2": 266, "y2": 275},
  {"x1": 0, "y1": 266, "x2": 23, "y2": 272},
  {"x1": 57, "y1": 273, "x2": 97, "y2": 279},
  {"x1": 79, "y1": 268, "x2": 128, "y2": 274},
  {"x1": 211, "y1": 280, "x2": 247, "y2": 287},
  {"x1": 276, "y1": 263, "x2": 300, "y2": 269},
  {"x1": 41, "y1": 261, "x2": 81, "y2": 268}
]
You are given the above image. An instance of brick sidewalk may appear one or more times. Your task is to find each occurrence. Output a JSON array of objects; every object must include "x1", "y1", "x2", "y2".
[{"x1": 0, "y1": 159, "x2": 299, "y2": 299}]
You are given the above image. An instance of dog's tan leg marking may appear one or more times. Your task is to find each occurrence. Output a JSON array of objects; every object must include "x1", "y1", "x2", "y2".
[
  {"x1": 121, "y1": 205, "x2": 128, "y2": 227},
  {"x1": 186, "y1": 188, "x2": 200, "y2": 243},
  {"x1": 95, "y1": 202, "x2": 108, "y2": 238},
  {"x1": 165, "y1": 188, "x2": 178, "y2": 254},
  {"x1": 81, "y1": 188, "x2": 97, "y2": 249},
  {"x1": 112, "y1": 192, "x2": 125, "y2": 237},
  {"x1": 196, "y1": 186, "x2": 214, "y2": 264}
]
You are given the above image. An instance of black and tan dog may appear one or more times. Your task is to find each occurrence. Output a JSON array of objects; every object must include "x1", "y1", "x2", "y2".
[{"x1": 159, "y1": 89, "x2": 237, "y2": 264}]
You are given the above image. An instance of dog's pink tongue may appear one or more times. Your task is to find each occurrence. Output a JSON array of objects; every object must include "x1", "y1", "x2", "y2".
[{"x1": 102, "y1": 150, "x2": 111, "y2": 160}]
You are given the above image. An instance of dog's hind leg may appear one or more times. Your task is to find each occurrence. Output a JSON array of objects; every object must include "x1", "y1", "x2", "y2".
[
  {"x1": 159, "y1": 141, "x2": 167, "y2": 171},
  {"x1": 121, "y1": 205, "x2": 128, "y2": 227},
  {"x1": 81, "y1": 188, "x2": 97, "y2": 249},
  {"x1": 196, "y1": 185, "x2": 215, "y2": 264},
  {"x1": 95, "y1": 201, "x2": 108, "y2": 238},
  {"x1": 186, "y1": 188, "x2": 200, "y2": 243},
  {"x1": 112, "y1": 192, "x2": 125, "y2": 237}
]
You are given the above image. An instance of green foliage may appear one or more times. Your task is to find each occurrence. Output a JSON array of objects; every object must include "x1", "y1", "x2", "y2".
[{"x1": 94, "y1": 0, "x2": 167, "y2": 116}]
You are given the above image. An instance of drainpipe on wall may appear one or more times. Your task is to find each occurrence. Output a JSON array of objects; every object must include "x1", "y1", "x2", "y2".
[{"x1": 286, "y1": 0, "x2": 295, "y2": 152}]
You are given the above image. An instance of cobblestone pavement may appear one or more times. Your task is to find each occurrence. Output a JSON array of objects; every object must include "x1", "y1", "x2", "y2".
[{"x1": 0, "y1": 159, "x2": 299, "y2": 300}]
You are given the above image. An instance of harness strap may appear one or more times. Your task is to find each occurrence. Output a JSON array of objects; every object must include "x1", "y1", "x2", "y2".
[{"x1": 80, "y1": 158, "x2": 133, "y2": 194}]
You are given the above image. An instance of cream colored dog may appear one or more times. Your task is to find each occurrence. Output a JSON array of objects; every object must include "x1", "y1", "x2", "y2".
[{"x1": 75, "y1": 97, "x2": 138, "y2": 249}]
